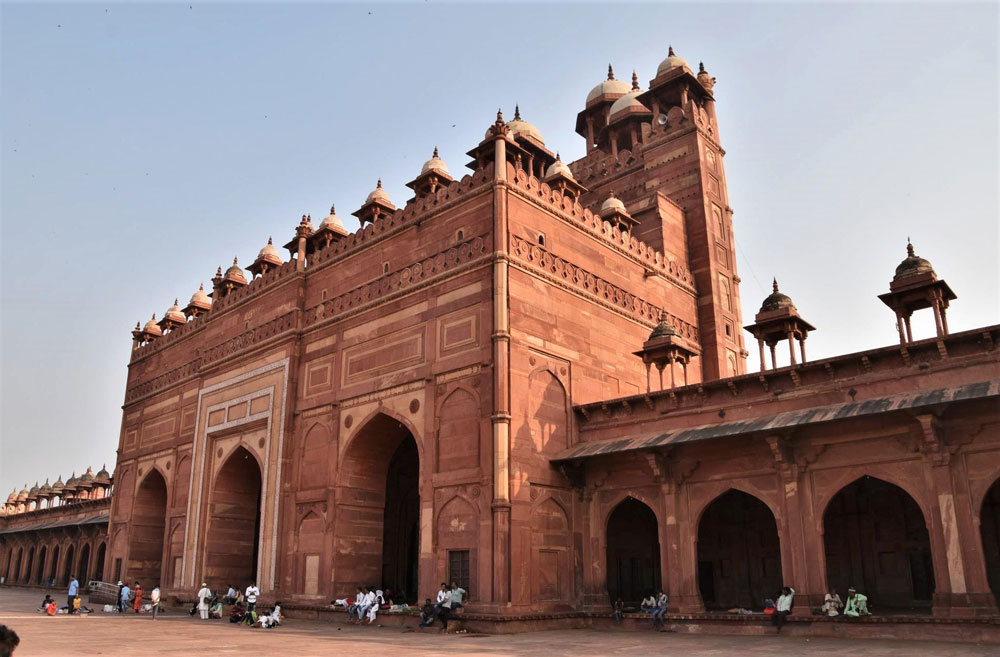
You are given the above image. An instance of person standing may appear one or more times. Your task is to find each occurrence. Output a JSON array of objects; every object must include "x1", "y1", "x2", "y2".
[
  {"x1": 67, "y1": 575, "x2": 79, "y2": 615},
  {"x1": 772, "y1": 586, "x2": 795, "y2": 633},
  {"x1": 245, "y1": 582, "x2": 260, "y2": 614},
  {"x1": 118, "y1": 581, "x2": 131, "y2": 614},
  {"x1": 150, "y1": 585, "x2": 161, "y2": 620},
  {"x1": 613, "y1": 597, "x2": 624, "y2": 624},
  {"x1": 436, "y1": 583, "x2": 453, "y2": 632},
  {"x1": 132, "y1": 582, "x2": 144, "y2": 613},
  {"x1": 196, "y1": 582, "x2": 212, "y2": 620}
]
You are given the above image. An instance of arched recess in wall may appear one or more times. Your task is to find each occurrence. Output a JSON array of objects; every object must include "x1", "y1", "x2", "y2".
[
  {"x1": 530, "y1": 497, "x2": 572, "y2": 603},
  {"x1": 78, "y1": 543, "x2": 92, "y2": 586},
  {"x1": 127, "y1": 469, "x2": 168, "y2": 588},
  {"x1": 48, "y1": 545, "x2": 60, "y2": 584},
  {"x1": 204, "y1": 446, "x2": 262, "y2": 591},
  {"x1": 35, "y1": 546, "x2": 48, "y2": 585},
  {"x1": 823, "y1": 476, "x2": 934, "y2": 610},
  {"x1": 697, "y1": 489, "x2": 782, "y2": 611},
  {"x1": 173, "y1": 454, "x2": 192, "y2": 511},
  {"x1": 437, "y1": 495, "x2": 478, "y2": 596},
  {"x1": 94, "y1": 543, "x2": 106, "y2": 582},
  {"x1": 298, "y1": 423, "x2": 330, "y2": 490},
  {"x1": 11, "y1": 547, "x2": 23, "y2": 583},
  {"x1": 297, "y1": 510, "x2": 324, "y2": 597},
  {"x1": 437, "y1": 388, "x2": 480, "y2": 472},
  {"x1": 980, "y1": 476, "x2": 1000, "y2": 604},
  {"x1": 528, "y1": 370, "x2": 568, "y2": 455},
  {"x1": 606, "y1": 497, "x2": 661, "y2": 606},
  {"x1": 62, "y1": 544, "x2": 75, "y2": 586},
  {"x1": 23, "y1": 547, "x2": 35, "y2": 585}
]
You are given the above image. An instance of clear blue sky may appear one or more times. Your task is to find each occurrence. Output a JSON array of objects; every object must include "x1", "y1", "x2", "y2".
[{"x1": 2, "y1": 2, "x2": 997, "y2": 496}]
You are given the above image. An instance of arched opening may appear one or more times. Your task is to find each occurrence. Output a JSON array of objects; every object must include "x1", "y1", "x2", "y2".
[
  {"x1": 336, "y1": 414, "x2": 420, "y2": 603},
  {"x1": 78, "y1": 543, "x2": 91, "y2": 586},
  {"x1": 980, "y1": 478, "x2": 1000, "y2": 603},
  {"x1": 62, "y1": 545, "x2": 75, "y2": 587},
  {"x1": 606, "y1": 498, "x2": 661, "y2": 605},
  {"x1": 35, "y1": 546, "x2": 47, "y2": 585},
  {"x1": 204, "y1": 446, "x2": 262, "y2": 590},
  {"x1": 697, "y1": 489, "x2": 782, "y2": 610},
  {"x1": 127, "y1": 470, "x2": 167, "y2": 587},
  {"x1": 824, "y1": 476, "x2": 934, "y2": 611},
  {"x1": 94, "y1": 543, "x2": 106, "y2": 581},
  {"x1": 24, "y1": 547, "x2": 35, "y2": 585},
  {"x1": 49, "y1": 545, "x2": 60, "y2": 585},
  {"x1": 11, "y1": 548, "x2": 23, "y2": 583}
]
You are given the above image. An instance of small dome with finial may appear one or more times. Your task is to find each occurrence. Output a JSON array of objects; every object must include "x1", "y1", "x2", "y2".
[
  {"x1": 420, "y1": 147, "x2": 450, "y2": 176},
  {"x1": 189, "y1": 283, "x2": 211, "y2": 309},
  {"x1": 39, "y1": 479, "x2": 52, "y2": 494},
  {"x1": 256, "y1": 237, "x2": 282, "y2": 265},
  {"x1": 760, "y1": 278, "x2": 796, "y2": 313},
  {"x1": 609, "y1": 71, "x2": 650, "y2": 122},
  {"x1": 587, "y1": 64, "x2": 632, "y2": 106},
  {"x1": 365, "y1": 179, "x2": 392, "y2": 205},
  {"x1": 51, "y1": 475, "x2": 64, "y2": 494},
  {"x1": 96, "y1": 464, "x2": 111, "y2": 482},
  {"x1": 893, "y1": 240, "x2": 935, "y2": 281},
  {"x1": 545, "y1": 153, "x2": 574, "y2": 180},
  {"x1": 143, "y1": 314, "x2": 163, "y2": 336},
  {"x1": 320, "y1": 205, "x2": 346, "y2": 231},
  {"x1": 507, "y1": 105, "x2": 545, "y2": 144},
  {"x1": 656, "y1": 45, "x2": 689, "y2": 77},
  {"x1": 164, "y1": 299, "x2": 186, "y2": 324},
  {"x1": 79, "y1": 467, "x2": 96, "y2": 484},
  {"x1": 600, "y1": 192, "x2": 627, "y2": 217},
  {"x1": 697, "y1": 61, "x2": 715, "y2": 91},
  {"x1": 28, "y1": 482, "x2": 40, "y2": 497},
  {"x1": 648, "y1": 310, "x2": 679, "y2": 340},
  {"x1": 224, "y1": 257, "x2": 246, "y2": 282},
  {"x1": 6, "y1": 489, "x2": 16, "y2": 504},
  {"x1": 17, "y1": 485, "x2": 29, "y2": 502}
]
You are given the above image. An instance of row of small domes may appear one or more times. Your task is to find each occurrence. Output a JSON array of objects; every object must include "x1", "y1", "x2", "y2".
[{"x1": 6, "y1": 466, "x2": 111, "y2": 504}]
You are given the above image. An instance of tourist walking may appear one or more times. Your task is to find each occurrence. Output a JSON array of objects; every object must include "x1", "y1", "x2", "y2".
[
  {"x1": 132, "y1": 581, "x2": 144, "y2": 613},
  {"x1": 67, "y1": 574, "x2": 79, "y2": 614},
  {"x1": 196, "y1": 582, "x2": 212, "y2": 620},
  {"x1": 150, "y1": 585, "x2": 161, "y2": 620},
  {"x1": 245, "y1": 582, "x2": 260, "y2": 613},
  {"x1": 118, "y1": 581, "x2": 131, "y2": 614},
  {"x1": 772, "y1": 586, "x2": 795, "y2": 633}
]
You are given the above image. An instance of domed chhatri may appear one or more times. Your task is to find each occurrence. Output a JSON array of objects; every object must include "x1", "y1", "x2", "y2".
[
  {"x1": 354, "y1": 179, "x2": 398, "y2": 225},
  {"x1": 633, "y1": 310, "x2": 699, "y2": 393},
  {"x1": 542, "y1": 153, "x2": 587, "y2": 202},
  {"x1": 648, "y1": 311, "x2": 679, "y2": 340},
  {"x1": 608, "y1": 71, "x2": 651, "y2": 123},
  {"x1": 586, "y1": 64, "x2": 632, "y2": 107},
  {"x1": 142, "y1": 314, "x2": 163, "y2": 337},
  {"x1": 600, "y1": 192, "x2": 626, "y2": 216},
  {"x1": 366, "y1": 179, "x2": 392, "y2": 206},
  {"x1": 507, "y1": 105, "x2": 545, "y2": 145},
  {"x1": 656, "y1": 45, "x2": 690, "y2": 78},
  {"x1": 310, "y1": 205, "x2": 350, "y2": 252},
  {"x1": 407, "y1": 147, "x2": 455, "y2": 198},
  {"x1": 421, "y1": 147, "x2": 450, "y2": 177},
  {"x1": 248, "y1": 237, "x2": 284, "y2": 278},
  {"x1": 544, "y1": 153, "x2": 573, "y2": 181},
  {"x1": 759, "y1": 278, "x2": 796, "y2": 313},
  {"x1": 320, "y1": 205, "x2": 346, "y2": 232},
  {"x1": 224, "y1": 257, "x2": 247, "y2": 284},
  {"x1": 183, "y1": 283, "x2": 212, "y2": 319},
  {"x1": 894, "y1": 240, "x2": 935, "y2": 281},
  {"x1": 159, "y1": 298, "x2": 187, "y2": 332}
]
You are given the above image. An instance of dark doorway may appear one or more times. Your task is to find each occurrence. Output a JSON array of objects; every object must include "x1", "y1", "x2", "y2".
[
  {"x1": 606, "y1": 498, "x2": 661, "y2": 606},
  {"x1": 79, "y1": 543, "x2": 91, "y2": 586},
  {"x1": 204, "y1": 446, "x2": 262, "y2": 590},
  {"x1": 49, "y1": 545, "x2": 60, "y2": 585},
  {"x1": 127, "y1": 470, "x2": 167, "y2": 587},
  {"x1": 63, "y1": 545, "x2": 75, "y2": 586},
  {"x1": 24, "y1": 547, "x2": 34, "y2": 585},
  {"x1": 697, "y1": 489, "x2": 782, "y2": 610},
  {"x1": 11, "y1": 548, "x2": 22, "y2": 583},
  {"x1": 36, "y1": 546, "x2": 47, "y2": 585},
  {"x1": 382, "y1": 435, "x2": 420, "y2": 603},
  {"x1": 94, "y1": 543, "x2": 106, "y2": 581},
  {"x1": 980, "y1": 478, "x2": 1000, "y2": 603},
  {"x1": 824, "y1": 476, "x2": 934, "y2": 611}
]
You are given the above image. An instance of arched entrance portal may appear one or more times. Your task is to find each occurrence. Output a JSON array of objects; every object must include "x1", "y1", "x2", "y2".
[
  {"x1": 127, "y1": 470, "x2": 167, "y2": 587},
  {"x1": 979, "y1": 478, "x2": 1000, "y2": 603},
  {"x1": 824, "y1": 476, "x2": 934, "y2": 610},
  {"x1": 337, "y1": 414, "x2": 420, "y2": 603},
  {"x1": 606, "y1": 498, "x2": 661, "y2": 605},
  {"x1": 204, "y1": 446, "x2": 262, "y2": 589},
  {"x1": 697, "y1": 490, "x2": 782, "y2": 610}
]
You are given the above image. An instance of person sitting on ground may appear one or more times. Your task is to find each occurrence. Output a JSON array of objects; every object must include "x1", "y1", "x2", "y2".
[
  {"x1": 772, "y1": 586, "x2": 795, "y2": 633},
  {"x1": 210, "y1": 595, "x2": 224, "y2": 619},
  {"x1": 613, "y1": 597, "x2": 624, "y2": 624},
  {"x1": 381, "y1": 588, "x2": 394, "y2": 607},
  {"x1": 346, "y1": 586, "x2": 364, "y2": 623},
  {"x1": 822, "y1": 589, "x2": 843, "y2": 616},
  {"x1": 224, "y1": 584, "x2": 238, "y2": 605},
  {"x1": 640, "y1": 592, "x2": 656, "y2": 613},
  {"x1": 118, "y1": 581, "x2": 131, "y2": 614},
  {"x1": 255, "y1": 602, "x2": 283, "y2": 628},
  {"x1": 436, "y1": 584, "x2": 453, "y2": 632},
  {"x1": 844, "y1": 587, "x2": 870, "y2": 617},
  {"x1": 132, "y1": 581, "x2": 144, "y2": 613},
  {"x1": 230, "y1": 601, "x2": 246, "y2": 623},
  {"x1": 38, "y1": 594, "x2": 54, "y2": 612},
  {"x1": 418, "y1": 598, "x2": 435, "y2": 628},
  {"x1": 449, "y1": 582, "x2": 467, "y2": 613},
  {"x1": 652, "y1": 590, "x2": 669, "y2": 630}
]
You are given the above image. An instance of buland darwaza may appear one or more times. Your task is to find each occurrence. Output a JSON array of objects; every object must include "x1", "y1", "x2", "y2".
[{"x1": 2, "y1": 46, "x2": 999, "y2": 634}]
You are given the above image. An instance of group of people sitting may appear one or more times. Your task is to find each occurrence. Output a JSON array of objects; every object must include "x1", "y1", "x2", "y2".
[
  {"x1": 417, "y1": 582, "x2": 466, "y2": 631},
  {"x1": 613, "y1": 590, "x2": 670, "y2": 630},
  {"x1": 329, "y1": 581, "x2": 467, "y2": 631},
  {"x1": 821, "y1": 587, "x2": 871, "y2": 617},
  {"x1": 190, "y1": 582, "x2": 281, "y2": 628}
]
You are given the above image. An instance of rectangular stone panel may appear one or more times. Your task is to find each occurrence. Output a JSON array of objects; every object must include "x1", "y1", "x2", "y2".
[{"x1": 343, "y1": 329, "x2": 424, "y2": 383}]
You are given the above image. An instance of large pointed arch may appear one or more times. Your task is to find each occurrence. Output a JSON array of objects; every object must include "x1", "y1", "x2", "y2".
[
  {"x1": 606, "y1": 496, "x2": 661, "y2": 605},
  {"x1": 823, "y1": 475, "x2": 934, "y2": 610},
  {"x1": 127, "y1": 468, "x2": 168, "y2": 587},
  {"x1": 530, "y1": 497, "x2": 572, "y2": 602},
  {"x1": 203, "y1": 445, "x2": 262, "y2": 590},
  {"x1": 981, "y1": 476, "x2": 1000, "y2": 603}
]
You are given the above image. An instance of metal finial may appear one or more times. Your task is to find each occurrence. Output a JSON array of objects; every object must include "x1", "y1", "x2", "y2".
[
  {"x1": 514, "y1": 104, "x2": 521, "y2": 121},
  {"x1": 607, "y1": 64, "x2": 614, "y2": 80},
  {"x1": 772, "y1": 277, "x2": 779, "y2": 293}
]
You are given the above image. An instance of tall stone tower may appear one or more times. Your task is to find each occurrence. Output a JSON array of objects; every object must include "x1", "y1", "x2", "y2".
[{"x1": 572, "y1": 49, "x2": 746, "y2": 380}]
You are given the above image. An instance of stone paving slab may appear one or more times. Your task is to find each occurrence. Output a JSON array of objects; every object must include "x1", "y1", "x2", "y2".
[{"x1": 0, "y1": 587, "x2": 995, "y2": 657}]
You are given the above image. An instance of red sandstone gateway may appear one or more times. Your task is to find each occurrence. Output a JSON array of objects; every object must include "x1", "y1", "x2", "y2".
[{"x1": 2, "y1": 47, "x2": 998, "y2": 634}]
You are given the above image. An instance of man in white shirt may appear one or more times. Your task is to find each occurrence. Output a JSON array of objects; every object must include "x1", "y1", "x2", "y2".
[
  {"x1": 196, "y1": 583, "x2": 212, "y2": 620},
  {"x1": 245, "y1": 583, "x2": 260, "y2": 613},
  {"x1": 772, "y1": 586, "x2": 795, "y2": 633},
  {"x1": 435, "y1": 584, "x2": 453, "y2": 632},
  {"x1": 150, "y1": 585, "x2": 161, "y2": 620},
  {"x1": 356, "y1": 587, "x2": 376, "y2": 621}
]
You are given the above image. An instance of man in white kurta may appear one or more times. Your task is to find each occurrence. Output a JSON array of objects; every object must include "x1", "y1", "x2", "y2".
[{"x1": 196, "y1": 583, "x2": 212, "y2": 620}]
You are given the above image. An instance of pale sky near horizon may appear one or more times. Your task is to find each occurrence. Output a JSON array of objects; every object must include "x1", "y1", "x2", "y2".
[{"x1": 1, "y1": 1, "x2": 997, "y2": 496}]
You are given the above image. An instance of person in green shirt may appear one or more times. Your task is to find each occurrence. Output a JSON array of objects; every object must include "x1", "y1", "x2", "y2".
[
  {"x1": 449, "y1": 582, "x2": 467, "y2": 612},
  {"x1": 844, "y1": 587, "x2": 871, "y2": 617}
]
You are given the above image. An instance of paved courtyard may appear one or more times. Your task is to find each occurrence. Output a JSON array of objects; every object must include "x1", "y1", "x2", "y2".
[{"x1": 0, "y1": 587, "x2": 995, "y2": 657}]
